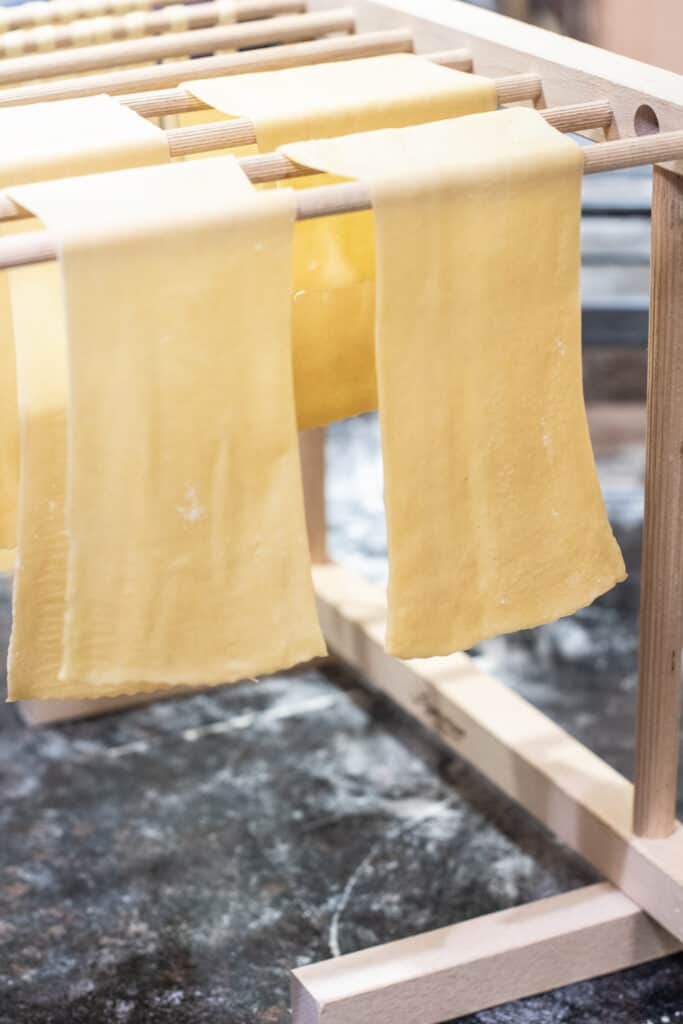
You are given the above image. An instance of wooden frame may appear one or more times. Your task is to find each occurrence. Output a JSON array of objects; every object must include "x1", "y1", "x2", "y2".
[
  {"x1": 7, "y1": 1, "x2": 683, "y2": 1018},
  {"x1": 294, "y1": 2, "x2": 683, "y2": 1015}
]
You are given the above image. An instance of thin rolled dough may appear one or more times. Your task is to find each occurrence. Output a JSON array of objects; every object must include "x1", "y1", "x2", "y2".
[
  {"x1": 8, "y1": 156, "x2": 325, "y2": 698},
  {"x1": 282, "y1": 108, "x2": 627, "y2": 657},
  {"x1": 184, "y1": 55, "x2": 497, "y2": 428},
  {"x1": 0, "y1": 94, "x2": 169, "y2": 550}
]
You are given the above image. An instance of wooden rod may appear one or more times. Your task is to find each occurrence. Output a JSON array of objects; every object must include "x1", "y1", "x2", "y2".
[
  {"x1": 0, "y1": 8, "x2": 354, "y2": 85},
  {"x1": 633, "y1": 166, "x2": 683, "y2": 838},
  {"x1": 0, "y1": 0, "x2": 305, "y2": 57},
  {"x1": 494, "y1": 71, "x2": 541, "y2": 104},
  {"x1": 0, "y1": 97, "x2": 614, "y2": 223},
  {"x1": 1, "y1": 130, "x2": 681, "y2": 270},
  {"x1": 299, "y1": 428, "x2": 328, "y2": 564},
  {"x1": 0, "y1": 0, "x2": 209, "y2": 33},
  {"x1": 163, "y1": 97, "x2": 611, "y2": 156},
  {"x1": 0, "y1": 26, "x2": 409, "y2": 107}
]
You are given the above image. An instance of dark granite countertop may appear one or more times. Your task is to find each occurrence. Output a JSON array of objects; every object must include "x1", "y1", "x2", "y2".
[{"x1": 1, "y1": 413, "x2": 682, "y2": 1023}]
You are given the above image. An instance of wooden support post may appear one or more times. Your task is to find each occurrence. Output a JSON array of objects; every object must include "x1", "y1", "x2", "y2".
[
  {"x1": 634, "y1": 166, "x2": 683, "y2": 838},
  {"x1": 299, "y1": 427, "x2": 328, "y2": 564},
  {"x1": 291, "y1": 883, "x2": 679, "y2": 1024}
]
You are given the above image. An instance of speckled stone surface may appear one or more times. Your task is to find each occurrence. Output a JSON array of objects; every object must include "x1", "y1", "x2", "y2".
[{"x1": 1, "y1": 414, "x2": 682, "y2": 1023}]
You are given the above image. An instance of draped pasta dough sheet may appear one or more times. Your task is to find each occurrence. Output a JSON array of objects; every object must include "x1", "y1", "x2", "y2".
[
  {"x1": 0, "y1": 95, "x2": 168, "y2": 182},
  {"x1": 283, "y1": 108, "x2": 626, "y2": 657},
  {"x1": 0, "y1": 95, "x2": 169, "y2": 551},
  {"x1": 8, "y1": 156, "x2": 324, "y2": 698},
  {"x1": 7, "y1": 262, "x2": 177, "y2": 699},
  {"x1": 184, "y1": 55, "x2": 497, "y2": 429}
]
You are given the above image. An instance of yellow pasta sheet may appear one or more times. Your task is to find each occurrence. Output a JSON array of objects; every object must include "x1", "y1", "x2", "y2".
[
  {"x1": 0, "y1": 95, "x2": 169, "y2": 550},
  {"x1": 8, "y1": 156, "x2": 324, "y2": 699},
  {"x1": 184, "y1": 55, "x2": 497, "y2": 429},
  {"x1": 282, "y1": 108, "x2": 626, "y2": 657}
]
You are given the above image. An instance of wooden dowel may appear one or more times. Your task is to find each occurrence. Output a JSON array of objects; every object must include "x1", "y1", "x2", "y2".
[
  {"x1": 583, "y1": 133, "x2": 683, "y2": 174},
  {"x1": 0, "y1": 26, "x2": 410, "y2": 107},
  {"x1": 542, "y1": 98, "x2": 613, "y2": 134},
  {"x1": 3, "y1": 131, "x2": 681, "y2": 269},
  {"x1": 164, "y1": 96, "x2": 612, "y2": 157},
  {"x1": 494, "y1": 72, "x2": 541, "y2": 104},
  {"x1": 0, "y1": 97, "x2": 614, "y2": 223},
  {"x1": 0, "y1": 8, "x2": 354, "y2": 85},
  {"x1": 633, "y1": 166, "x2": 683, "y2": 839},
  {"x1": 299, "y1": 428, "x2": 328, "y2": 564},
  {"x1": 0, "y1": 0, "x2": 305, "y2": 57},
  {"x1": 0, "y1": 0, "x2": 208, "y2": 33}
]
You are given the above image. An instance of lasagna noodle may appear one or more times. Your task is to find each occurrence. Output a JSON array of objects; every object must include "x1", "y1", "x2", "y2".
[
  {"x1": 8, "y1": 156, "x2": 324, "y2": 698},
  {"x1": 282, "y1": 108, "x2": 626, "y2": 656},
  {"x1": 0, "y1": 95, "x2": 169, "y2": 550},
  {"x1": 184, "y1": 54, "x2": 497, "y2": 428}
]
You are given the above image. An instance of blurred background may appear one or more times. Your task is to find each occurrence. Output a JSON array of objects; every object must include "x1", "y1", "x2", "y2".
[{"x1": 493, "y1": 0, "x2": 682, "y2": 74}]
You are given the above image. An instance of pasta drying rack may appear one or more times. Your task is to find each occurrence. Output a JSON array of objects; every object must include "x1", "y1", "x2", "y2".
[{"x1": 5, "y1": 0, "x2": 683, "y2": 1019}]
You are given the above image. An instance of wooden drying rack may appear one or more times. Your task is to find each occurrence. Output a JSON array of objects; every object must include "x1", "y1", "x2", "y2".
[{"x1": 2, "y1": 0, "x2": 683, "y2": 1019}]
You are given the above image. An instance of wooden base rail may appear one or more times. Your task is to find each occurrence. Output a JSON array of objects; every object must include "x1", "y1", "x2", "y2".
[
  {"x1": 0, "y1": 7, "x2": 354, "y2": 85},
  {"x1": 2, "y1": 128, "x2": 682, "y2": 270},
  {"x1": 0, "y1": 0, "x2": 305, "y2": 58},
  {"x1": 312, "y1": 562, "x2": 683, "y2": 945},
  {"x1": 291, "y1": 883, "x2": 680, "y2": 1024},
  {"x1": 0, "y1": 27, "x2": 412, "y2": 106}
]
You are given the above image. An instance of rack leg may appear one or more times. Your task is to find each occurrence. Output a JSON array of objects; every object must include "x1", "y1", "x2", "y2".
[
  {"x1": 291, "y1": 883, "x2": 678, "y2": 1024},
  {"x1": 299, "y1": 427, "x2": 328, "y2": 564},
  {"x1": 633, "y1": 166, "x2": 683, "y2": 837}
]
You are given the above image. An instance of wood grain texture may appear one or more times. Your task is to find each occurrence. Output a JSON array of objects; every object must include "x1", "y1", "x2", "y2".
[
  {"x1": 291, "y1": 883, "x2": 679, "y2": 1024},
  {"x1": 633, "y1": 167, "x2": 683, "y2": 837},
  {"x1": 309, "y1": 0, "x2": 683, "y2": 172},
  {"x1": 312, "y1": 562, "x2": 683, "y2": 943}
]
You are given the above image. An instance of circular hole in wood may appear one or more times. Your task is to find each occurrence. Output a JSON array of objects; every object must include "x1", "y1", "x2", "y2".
[{"x1": 634, "y1": 104, "x2": 661, "y2": 136}]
